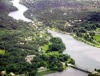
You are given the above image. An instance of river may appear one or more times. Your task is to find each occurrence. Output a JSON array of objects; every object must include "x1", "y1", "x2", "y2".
[
  {"x1": 8, "y1": 0, "x2": 32, "y2": 22},
  {"x1": 8, "y1": 0, "x2": 100, "y2": 76}
]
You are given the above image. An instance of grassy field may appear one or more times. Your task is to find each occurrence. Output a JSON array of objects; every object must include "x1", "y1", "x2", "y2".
[
  {"x1": 0, "y1": 50, "x2": 5, "y2": 55},
  {"x1": 93, "y1": 35, "x2": 100, "y2": 42}
]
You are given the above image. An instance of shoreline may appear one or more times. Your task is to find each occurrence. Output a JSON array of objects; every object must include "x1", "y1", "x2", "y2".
[{"x1": 73, "y1": 35, "x2": 100, "y2": 48}]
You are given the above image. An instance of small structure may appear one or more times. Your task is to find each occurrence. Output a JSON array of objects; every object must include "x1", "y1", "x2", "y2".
[
  {"x1": 38, "y1": 67, "x2": 45, "y2": 70},
  {"x1": 1, "y1": 71, "x2": 6, "y2": 76},
  {"x1": 10, "y1": 72, "x2": 15, "y2": 76},
  {"x1": 25, "y1": 55, "x2": 35, "y2": 63},
  {"x1": 38, "y1": 67, "x2": 46, "y2": 72}
]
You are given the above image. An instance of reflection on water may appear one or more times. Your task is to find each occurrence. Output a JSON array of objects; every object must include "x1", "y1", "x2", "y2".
[{"x1": 8, "y1": 0, "x2": 32, "y2": 22}]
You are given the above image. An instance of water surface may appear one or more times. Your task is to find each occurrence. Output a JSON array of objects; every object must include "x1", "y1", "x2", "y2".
[{"x1": 8, "y1": 0, "x2": 32, "y2": 22}]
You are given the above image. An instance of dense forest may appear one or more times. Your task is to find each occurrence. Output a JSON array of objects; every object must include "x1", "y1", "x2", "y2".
[{"x1": 0, "y1": 0, "x2": 74, "y2": 76}]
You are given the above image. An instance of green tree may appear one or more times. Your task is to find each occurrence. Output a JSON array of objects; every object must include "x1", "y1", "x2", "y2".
[{"x1": 48, "y1": 37, "x2": 66, "y2": 52}]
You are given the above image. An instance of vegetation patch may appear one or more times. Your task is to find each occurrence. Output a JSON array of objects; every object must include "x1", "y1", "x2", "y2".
[
  {"x1": 93, "y1": 35, "x2": 100, "y2": 42},
  {"x1": 0, "y1": 50, "x2": 5, "y2": 55},
  {"x1": 73, "y1": 34, "x2": 100, "y2": 48},
  {"x1": 40, "y1": 44, "x2": 49, "y2": 52}
]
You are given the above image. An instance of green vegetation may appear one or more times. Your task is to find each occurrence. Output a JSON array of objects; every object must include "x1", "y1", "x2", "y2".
[
  {"x1": 71, "y1": 19, "x2": 100, "y2": 47},
  {"x1": 47, "y1": 37, "x2": 66, "y2": 53},
  {"x1": 93, "y1": 35, "x2": 100, "y2": 42},
  {"x1": 30, "y1": 37, "x2": 74, "y2": 76},
  {"x1": 0, "y1": 0, "x2": 74, "y2": 76},
  {"x1": 0, "y1": 50, "x2": 5, "y2": 55},
  {"x1": 20, "y1": 0, "x2": 100, "y2": 47},
  {"x1": 20, "y1": 0, "x2": 92, "y2": 32},
  {"x1": 0, "y1": 37, "x2": 73, "y2": 76}
]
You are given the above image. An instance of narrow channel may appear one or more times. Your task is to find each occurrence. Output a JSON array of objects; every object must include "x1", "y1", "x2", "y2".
[{"x1": 8, "y1": 0, "x2": 100, "y2": 76}]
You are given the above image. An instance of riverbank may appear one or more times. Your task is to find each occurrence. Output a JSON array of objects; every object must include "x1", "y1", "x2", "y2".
[
  {"x1": 48, "y1": 26, "x2": 100, "y2": 48},
  {"x1": 73, "y1": 34, "x2": 100, "y2": 48},
  {"x1": 48, "y1": 28, "x2": 99, "y2": 48}
]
